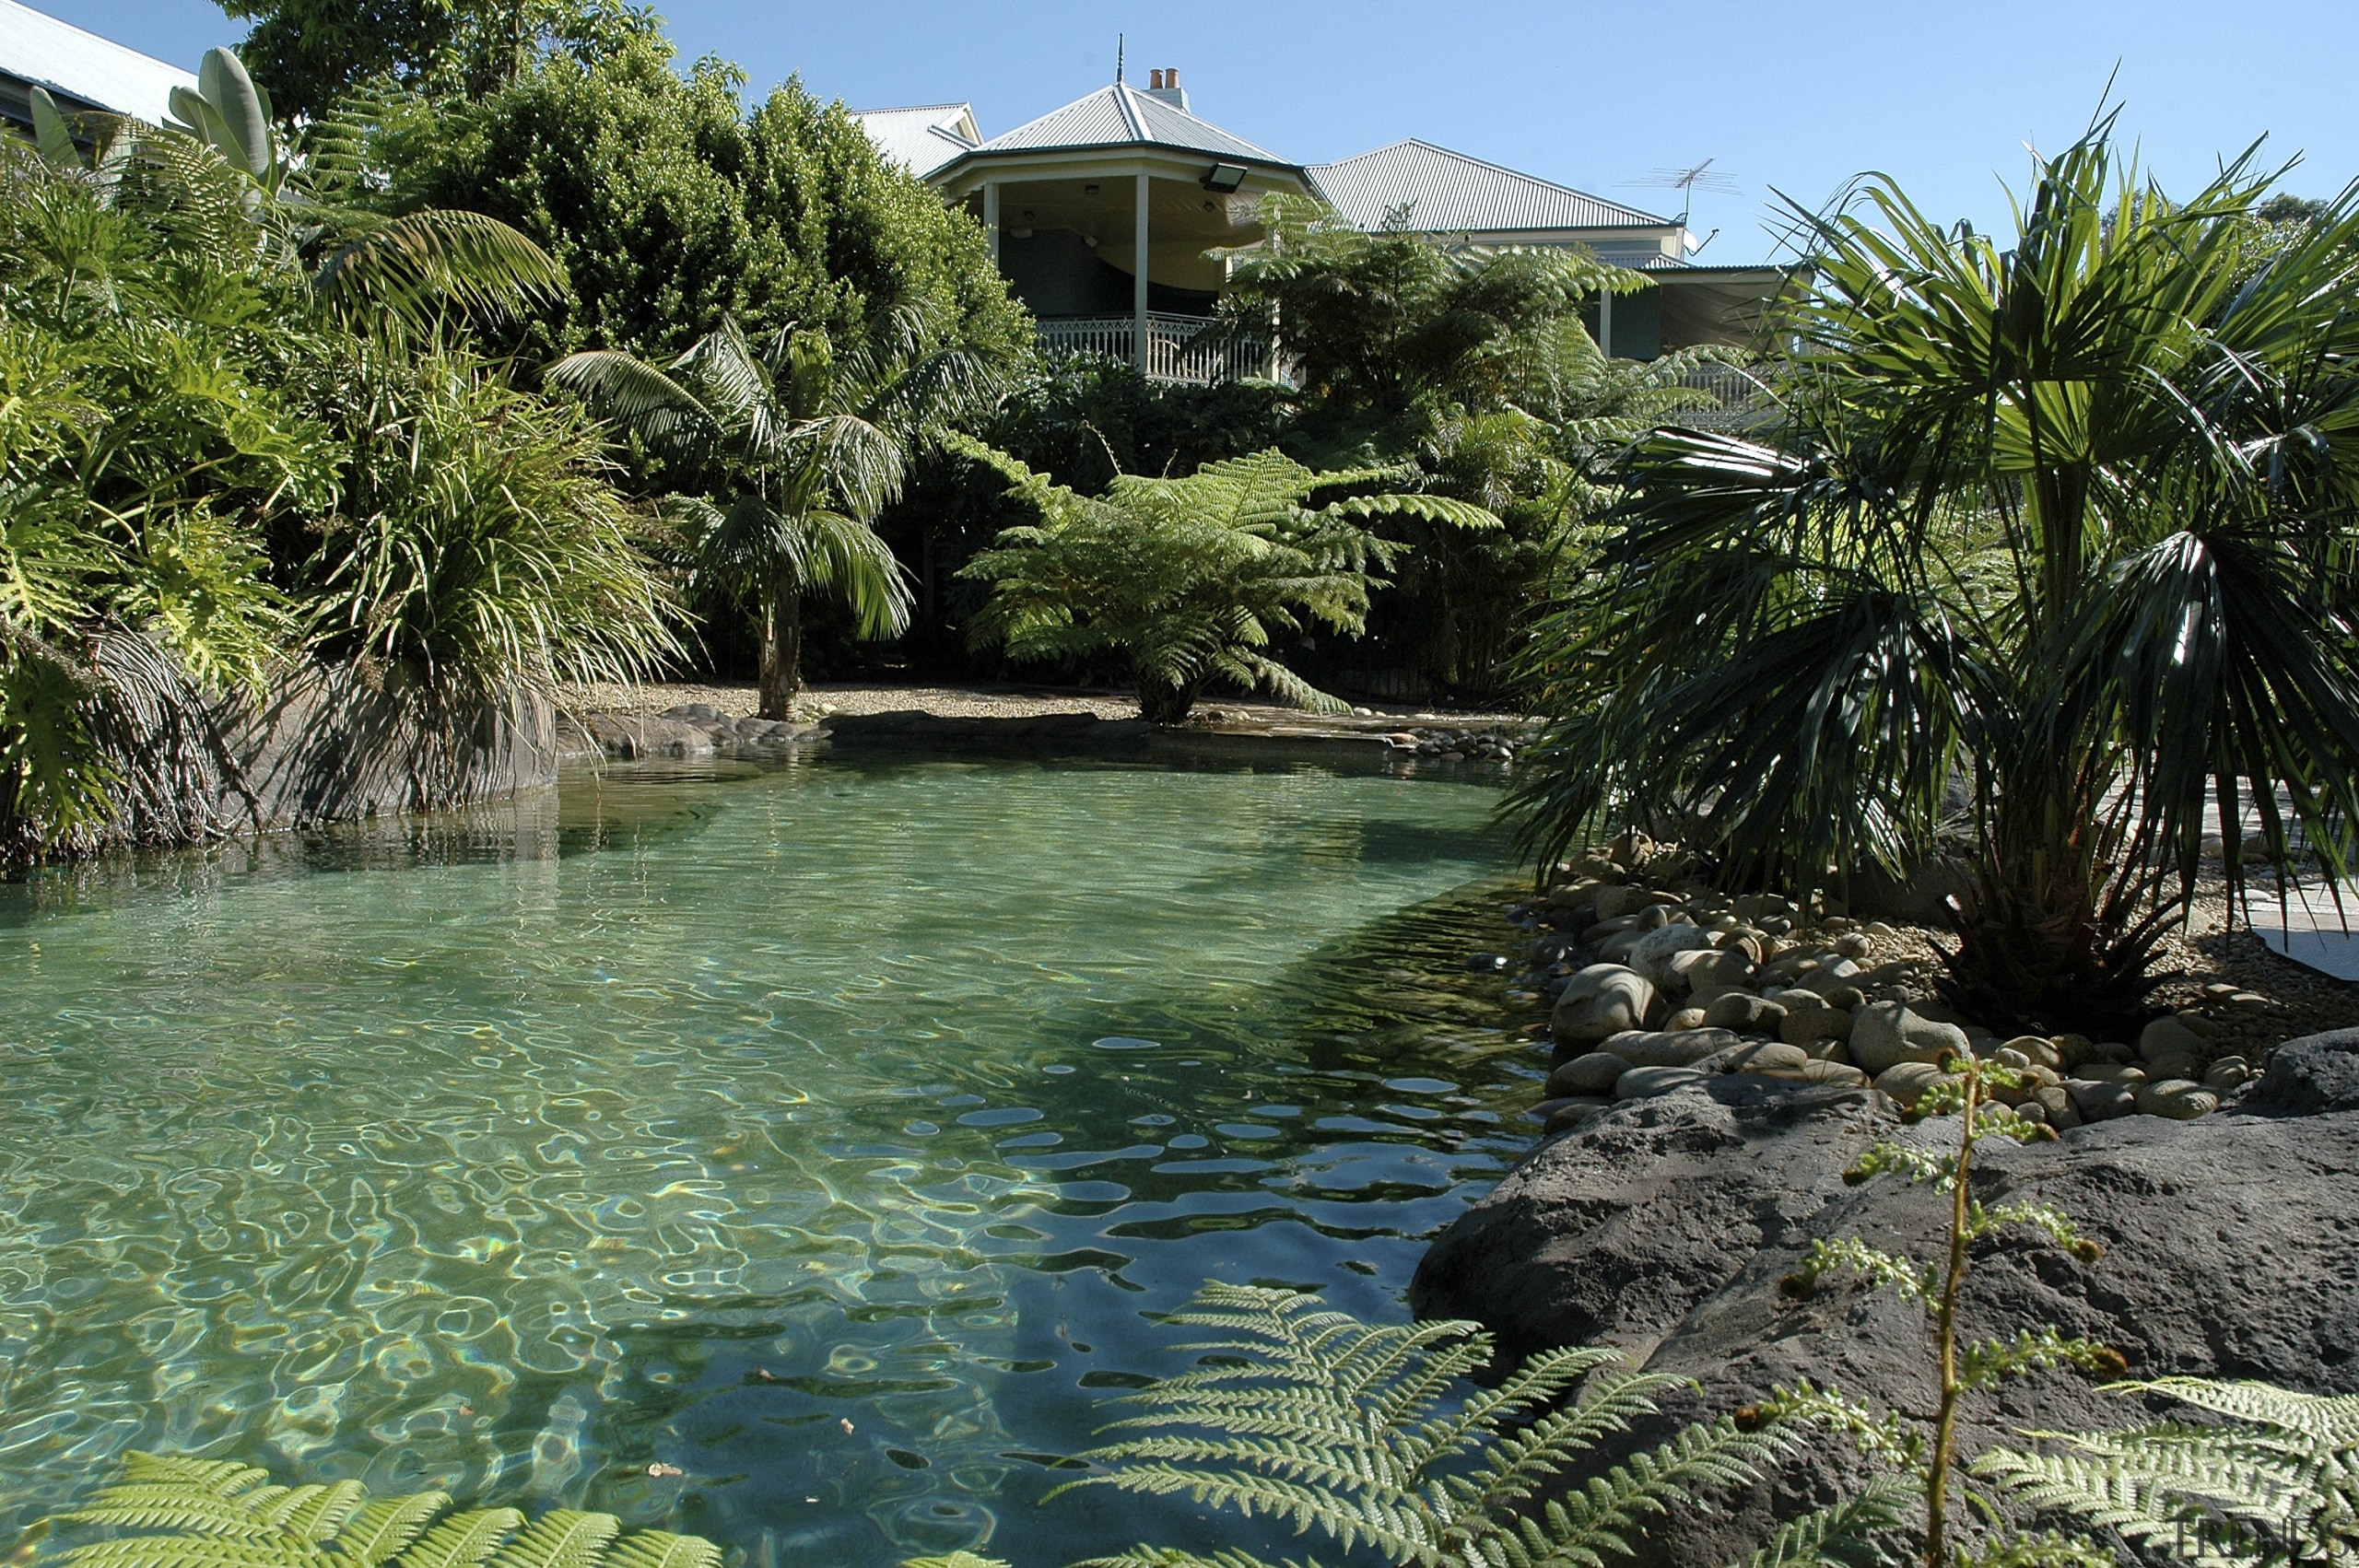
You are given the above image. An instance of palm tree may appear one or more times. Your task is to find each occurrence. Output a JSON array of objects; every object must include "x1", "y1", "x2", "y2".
[
  {"x1": 551, "y1": 310, "x2": 999, "y2": 718},
  {"x1": 1507, "y1": 121, "x2": 2359, "y2": 1030},
  {"x1": 33, "y1": 47, "x2": 565, "y2": 341}
]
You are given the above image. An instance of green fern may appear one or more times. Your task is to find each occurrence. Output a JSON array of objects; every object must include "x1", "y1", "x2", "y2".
[
  {"x1": 1978, "y1": 1379, "x2": 2359, "y2": 1567},
  {"x1": 44, "y1": 1454, "x2": 720, "y2": 1568},
  {"x1": 957, "y1": 443, "x2": 1499, "y2": 724},
  {"x1": 1052, "y1": 1281, "x2": 1810, "y2": 1568}
]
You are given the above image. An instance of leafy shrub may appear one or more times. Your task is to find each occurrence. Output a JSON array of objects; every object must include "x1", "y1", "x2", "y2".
[{"x1": 958, "y1": 444, "x2": 1496, "y2": 723}]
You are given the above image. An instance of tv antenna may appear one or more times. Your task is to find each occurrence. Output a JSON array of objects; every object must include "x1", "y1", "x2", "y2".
[
  {"x1": 1115, "y1": 33, "x2": 1125, "y2": 83},
  {"x1": 1626, "y1": 158, "x2": 1741, "y2": 227}
]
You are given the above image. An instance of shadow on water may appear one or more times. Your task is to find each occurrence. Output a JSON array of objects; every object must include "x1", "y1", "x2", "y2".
[{"x1": 0, "y1": 747, "x2": 1545, "y2": 1568}]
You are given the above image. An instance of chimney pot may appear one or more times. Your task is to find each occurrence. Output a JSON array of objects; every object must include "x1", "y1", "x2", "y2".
[
  {"x1": 1149, "y1": 69, "x2": 1163, "y2": 88},
  {"x1": 1167, "y1": 67, "x2": 1180, "y2": 87}
]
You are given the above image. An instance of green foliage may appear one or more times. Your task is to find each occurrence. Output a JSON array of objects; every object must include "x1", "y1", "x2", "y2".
[
  {"x1": 305, "y1": 352, "x2": 680, "y2": 704},
  {"x1": 1505, "y1": 120, "x2": 2359, "y2": 1027},
  {"x1": 553, "y1": 307, "x2": 994, "y2": 715},
  {"x1": 0, "y1": 150, "x2": 330, "y2": 844},
  {"x1": 216, "y1": 0, "x2": 663, "y2": 122},
  {"x1": 1056, "y1": 1281, "x2": 1796, "y2": 1568},
  {"x1": 1764, "y1": 1055, "x2": 2119, "y2": 1568},
  {"x1": 1978, "y1": 1381, "x2": 2359, "y2": 1568},
  {"x1": 371, "y1": 39, "x2": 1028, "y2": 367},
  {"x1": 958, "y1": 444, "x2": 1497, "y2": 722},
  {"x1": 1213, "y1": 194, "x2": 1646, "y2": 436},
  {"x1": 43, "y1": 1450, "x2": 721, "y2": 1568},
  {"x1": 138, "y1": 50, "x2": 566, "y2": 345}
]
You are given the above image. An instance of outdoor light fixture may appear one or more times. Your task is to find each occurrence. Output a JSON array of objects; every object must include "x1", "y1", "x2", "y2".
[
  {"x1": 1082, "y1": 183, "x2": 1100, "y2": 194},
  {"x1": 1202, "y1": 163, "x2": 1248, "y2": 192}
]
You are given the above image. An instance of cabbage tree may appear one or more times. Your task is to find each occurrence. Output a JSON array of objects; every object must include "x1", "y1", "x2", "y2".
[{"x1": 1508, "y1": 122, "x2": 2359, "y2": 1029}]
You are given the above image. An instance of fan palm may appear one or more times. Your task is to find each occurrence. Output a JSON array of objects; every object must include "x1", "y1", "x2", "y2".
[
  {"x1": 551, "y1": 309, "x2": 998, "y2": 717},
  {"x1": 1507, "y1": 121, "x2": 2359, "y2": 1029}
]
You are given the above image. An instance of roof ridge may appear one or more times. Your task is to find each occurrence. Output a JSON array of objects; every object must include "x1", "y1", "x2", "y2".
[
  {"x1": 851, "y1": 101, "x2": 973, "y2": 115},
  {"x1": 1319, "y1": 136, "x2": 1672, "y2": 227},
  {"x1": 1109, "y1": 81, "x2": 1146, "y2": 141}
]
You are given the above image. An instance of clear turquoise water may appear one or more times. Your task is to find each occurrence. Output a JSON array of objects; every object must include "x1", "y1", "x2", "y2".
[{"x1": 0, "y1": 753, "x2": 1541, "y2": 1564}]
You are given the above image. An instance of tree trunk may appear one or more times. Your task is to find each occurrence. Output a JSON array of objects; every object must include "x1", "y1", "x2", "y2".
[{"x1": 757, "y1": 579, "x2": 804, "y2": 721}]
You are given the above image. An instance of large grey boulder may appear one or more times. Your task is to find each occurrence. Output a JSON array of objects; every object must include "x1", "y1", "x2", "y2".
[
  {"x1": 1413, "y1": 1094, "x2": 2359, "y2": 1568},
  {"x1": 2248, "y1": 1027, "x2": 2359, "y2": 1115}
]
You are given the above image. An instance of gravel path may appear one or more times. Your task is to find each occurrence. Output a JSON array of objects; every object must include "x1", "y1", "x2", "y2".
[{"x1": 560, "y1": 680, "x2": 1527, "y2": 729}]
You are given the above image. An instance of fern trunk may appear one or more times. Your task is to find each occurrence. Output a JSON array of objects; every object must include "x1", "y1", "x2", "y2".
[{"x1": 1137, "y1": 675, "x2": 1202, "y2": 726}]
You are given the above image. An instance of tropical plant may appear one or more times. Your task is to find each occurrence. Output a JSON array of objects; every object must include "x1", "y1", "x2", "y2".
[
  {"x1": 1978, "y1": 1379, "x2": 2359, "y2": 1566},
  {"x1": 552, "y1": 308, "x2": 997, "y2": 717},
  {"x1": 134, "y1": 48, "x2": 567, "y2": 345},
  {"x1": 0, "y1": 147, "x2": 334, "y2": 850},
  {"x1": 372, "y1": 38, "x2": 1029, "y2": 366},
  {"x1": 35, "y1": 1451, "x2": 722, "y2": 1568},
  {"x1": 1051, "y1": 1280, "x2": 1855, "y2": 1568},
  {"x1": 1211, "y1": 194, "x2": 1648, "y2": 439},
  {"x1": 1505, "y1": 122, "x2": 2359, "y2": 1030},
  {"x1": 305, "y1": 352, "x2": 681, "y2": 713},
  {"x1": 957, "y1": 444, "x2": 1500, "y2": 723},
  {"x1": 1763, "y1": 1052, "x2": 2124, "y2": 1568}
]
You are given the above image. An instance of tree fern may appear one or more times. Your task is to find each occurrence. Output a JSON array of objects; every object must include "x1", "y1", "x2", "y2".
[
  {"x1": 957, "y1": 446, "x2": 1499, "y2": 723},
  {"x1": 1053, "y1": 1281, "x2": 1797, "y2": 1568},
  {"x1": 45, "y1": 1454, "x2": 720, "y2": 1568},
  {"x1": 1978, "y1": 1379, "x2": 2359, "y2": 1567}
]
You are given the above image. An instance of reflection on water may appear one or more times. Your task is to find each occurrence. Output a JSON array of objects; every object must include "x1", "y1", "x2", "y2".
[{"x1": 0, "y1": 754, "x2": 1545, "y2": 1565}]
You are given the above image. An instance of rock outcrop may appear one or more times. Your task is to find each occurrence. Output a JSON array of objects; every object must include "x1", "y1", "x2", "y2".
[{"x1": 1413, "y1": 1084, "x2": 2359, "y2": 1566}]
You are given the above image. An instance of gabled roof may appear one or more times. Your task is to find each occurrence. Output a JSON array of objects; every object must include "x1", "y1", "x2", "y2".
[
  {"x1": 0, "y1": 0, "x2": 195, "y2": 123},
  {"x1": 850, "y1": 102, "x2": 980, "y2": 179},
  {"x1": 1308, "y1": 139, "x2": 1671, "y2": 234},
  {"x1": 968, "y1": 81, "x2": 1290, "y2": 167}
]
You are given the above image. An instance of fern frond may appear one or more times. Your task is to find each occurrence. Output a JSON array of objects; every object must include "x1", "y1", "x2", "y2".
[
  {"x1": 257, "y1": 1482, "x2": 370, "y2": 1540},
  {"x1": 338, "y1": 1494, "x2": 452, "y2": 1568},
  {"x1": 1735, "y1": 1473, "x2": 1916, "y2": 1568},
  {"x1": 63, "y1": 1491, "x2": 296, "y2": 1540},
  {"x1": 483, "y1": 1511, "x2": 617, "y2": 1568},
  {"x1": 112, "y1": 1457, "x2": 272, "y2": 1498},
  {"x1": 2112, "y1": 1381, "x2": 2359, "y2": 1450},
  {"x1": 598, "y1": 1533, "x2": 720, "y2": 1568},
  {"x1": 393, "y1": 1509, "x2": 524, "y2": 1568}
]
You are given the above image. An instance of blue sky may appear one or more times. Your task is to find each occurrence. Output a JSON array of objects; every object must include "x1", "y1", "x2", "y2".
[{"x1": 66, "y1": 0, "x2": 2359, "y2": 260}]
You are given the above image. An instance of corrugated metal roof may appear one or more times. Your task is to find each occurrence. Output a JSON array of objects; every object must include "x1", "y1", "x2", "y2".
[
  {"x1": 976, "y1": 82, "x2": 1287, "y2": 165},
  {"x1": 1308, "y1": 139, "x2": 1670, "y2": 234},
  {"x1": 0, "y1": 0, "x2": 194, "y2": 123},
  {"x1": 850, "y1": 103, "x2": 979, "y2": 179}
]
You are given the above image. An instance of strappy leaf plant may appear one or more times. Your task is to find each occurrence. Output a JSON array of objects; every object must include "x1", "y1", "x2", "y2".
[
  {"x1": 958, "y1": 444, "x2": 1499, "y2": 723},
  {"x1": 1978, "y1": 1379, "x2": 2359, "y2": 1567},
  {"x1": 40, "y1": 1451, "x2": 722, "y2": 1568},
  {"x1": 1050, "y1": 1281, "x2": 1809, "y2": 1568},
  {"x1": 1505, "y1": 117, "x2": 2359, "y2": 1031}
]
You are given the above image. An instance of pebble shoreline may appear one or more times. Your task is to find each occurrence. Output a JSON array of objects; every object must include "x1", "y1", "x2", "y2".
[{"x1": 1490, "y1": 832, "x2": 2287, "y2": 1138}]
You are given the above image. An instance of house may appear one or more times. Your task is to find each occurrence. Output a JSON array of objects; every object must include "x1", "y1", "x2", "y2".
[
  {"x1": 0, "y1": 0, "x2": 194, "y2": 132},
  {"x1": 855, "y1": 67, "x2": 1787, "y2": 384}
]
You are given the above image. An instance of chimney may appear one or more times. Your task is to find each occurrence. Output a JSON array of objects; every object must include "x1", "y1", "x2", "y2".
[{"x1": 1144, "y1": 65, "x2": 1189, "y2": 111}]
